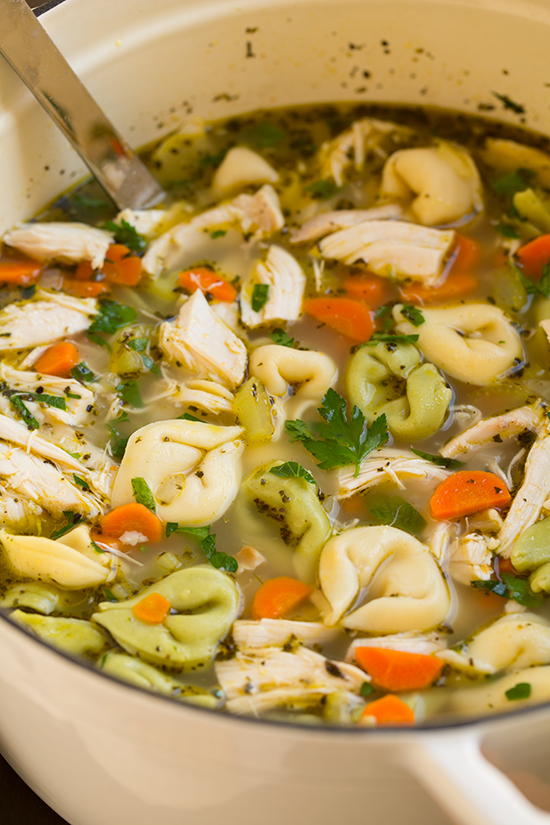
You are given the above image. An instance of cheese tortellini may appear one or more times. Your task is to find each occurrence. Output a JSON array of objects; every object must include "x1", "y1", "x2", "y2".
[
  {"x1": 346, "y1": 341, "x2": 451, "y2": 441},
  {"x1": 250, "y1": 345, "x2": 337, "y2": 403},
  {"x1": 319, "y1": 525, "x2": 450, "y2": 633},
  {"x1": 12, "y1": 611, "x2": 108, "y2": 657},
  {"x1": 111, "y1": 420, "x2": 244, "y2": 526},
  {"x1": 394, "y1": 303, "x2": 523, "y2": 385}
]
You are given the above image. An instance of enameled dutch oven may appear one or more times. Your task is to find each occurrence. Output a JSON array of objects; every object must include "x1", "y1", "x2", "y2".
[{"x1": 1, "y1": 1, "x2": 550, "y2": 823}]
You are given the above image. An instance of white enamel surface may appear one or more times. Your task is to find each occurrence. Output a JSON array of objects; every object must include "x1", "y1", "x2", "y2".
[{"x1": 1, "y1": 0, "x2": 550, "y2": 824}]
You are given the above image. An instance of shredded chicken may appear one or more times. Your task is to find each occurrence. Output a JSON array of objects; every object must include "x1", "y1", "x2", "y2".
[
  {"x1": 232, "y1": 619, "x2": 339, "y2": 649},
  {"x1": 335, "y1": 447, "x2": 449, "y2": 498},
  {"x1": 449, "y1": 533, "x2": 493, "y2": 585},
  {"x1": 240, "y1": 246, "x2": 306, "y2": 328},
  {"x1": 234, "y1": 546, "x2": 266, "y2": 574},
  {"x1": 441, "y1": 405, "x2": 542, "y2": 459},
  {"x1": 115, "y1": 208, "x2": 169, "y2": 239},
  {"x1": 289, "y1": 204, "x2": 403, "y2": 244},
  {"x1": 3, "y1": 222, "x2": 112, "y2": 269},
  {"x1": 0, "y1": 290, "x2": 98, "y2": 351},
  {"x1": 142, "y1": 184, "x2": 284, "y2": 276},
  {"x1": 318, "y1": 117, "x2": 408, "y2": 186},
  {"x1": 158, "y1": 291, "x2": 247, "y2": 389},
  {"x1": 318, "y1": 220, "x2": 455, "y2": 286},
  {"x1": 0, "y1": 363, "x2": 95, "y2": 427}
]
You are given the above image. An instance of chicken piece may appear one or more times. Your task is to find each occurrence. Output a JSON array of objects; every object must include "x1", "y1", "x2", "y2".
[
  {"x1": 211, "y1": 302, "x2": 240, "y2": 333},
  {"x1": 114, "y1": 208, "x2": 169, "y2": 239},
  {"x1": 498, "y1": 432, "x2": 550, "y2": 557},
  {"x1": 0, "y1": 485, "x2": 43, "y2": 532},
  {"x1": 0, "y1": 290, "x2": 98, "y2": 352},
  {"x1": 213, "y1": 147, "x2": 278, "y2": 193},
  {"x1": 334, "y1": 448, "x2": 449, "y2": 499},
  {"x1": 142, "y1": 184, "x2": 284, "y2": 276},
  {"x1": 172, "y1": 379, "x2": 235, "y2": 416},
  {"x1": 234, "y1": 546, "x2": 266, "y2": 574},
  {"x1": 479, "y1": 138, "x2": 550, "y2": 189},
  {"x1": 215, "y1": 644, "x2": 366, "y2": 714},
  {"x1": 346, "y1": 631, "x2": 447, "y2": 663},
  {"x1": 240, "y1": 246, "x2": 306, "y2": 328},
  {"x1": 318, "y1": 117, "x2": 408, "y2": 186},
  {"x1": 426, "y1": 520, "x2": 457, "y2": 563},
  {"x1": 448, "y1": 533, "x2": 493, "y2": 585},
  {"x1": 466, "y1": 508, "x2": 504, "y2": 534},
  {"x1": 0, "y1": 363, "x2": 95, "y2": 427},
  {"x1": 289, "y1": 204, "x2": 403, "y2": 244},
  {"x1": 232, "y1": 619, "x2": 339, "y2": 649},
  {"x1": 3, "y1": 222, "x2": 112, "y2": 269},
  {"x1": 319, "y1": 220, "x2": 455, "y2": 286},
  {"x1": 158, "y1": 291, "x2": 247, "y2": 389},
  {"x1": 441, "y1": 405, "x2": 542, "y2": 459}
]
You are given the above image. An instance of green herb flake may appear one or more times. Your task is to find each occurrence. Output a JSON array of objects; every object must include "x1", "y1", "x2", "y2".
[
  {"x1": 117, "y1": 380, "x2": 143, "y2": 408},
  {"x1": 492, "y1": 92, "x2": 526, "y2": 115},
  {"x1": 50, "y1": 511, "x2": 81, "y2": 540},
  {"x1": 71, "y1": 361, "x2": 96, "y2": 383},
  {"x1": 108, "y1": 424, "x2": 130, "y2": 458},
  {"x1": 9, "y1": 396, "x2": 39, "y2": 431},
  {"x1": 89, "y1": 299, "x2": 137, "y2": 336},
  {"x1": 360, "y1": 682, "x2": 375, "y2": 698},
  {"x1": 269, "y1": 462, "x2": 316, "y2": 484},
  {"x1": 71, "y1": 194, "x2": 108, "y2": 213},
  {"x1": 410, "y1": 448, "x2": 466, "y2": 470},
  {"x1": 91, "y1": 541, "x2": 105, "y2": 554},
  {"x1": 165, "y1": 523, "x2": 237, "y2": 572},
  {"x1": 492, "y1": 168, "x2": 535, "y2": 197},
  {"x1": 516, "y1": 261, "x2": 550, "y2": 299},
  {"x1": 304, "y1": 179, "x2": 340, "y2": 200},
  {"x1": 365, "y1": 495, "x2": 427, "y2": 536},
  {"x1": 471, "y1": 574, "x2": 543, "y2": 608},
  {"x1": 505, "y1": 682, "x2": 531, "y2": 701},
  {"x1": 285, "y1": 388, "x2": 389, "y2": 478},
  {"x1": 400, "y1": 304, "x2": 425, "y2": 327},
  {"x1": 270, "y1": 328, "x2": 296, "y2": 348},
  {"x1": 102, "y1": 218, "x2": 147, "y2": 254},
  {"x1": 241, "y1": 122, "x2": 285, "y2": 149},
  {"x1": 251, "y1": 283, "x2": 270, "y2": 312},
  {"x1": 72, "y1": 474, "x2": 90, "y2": 491},
  {"x1": 209, "y1": 229, "x2": 227, "y2": 239},
  {"x1": 494, "y1": 222, "x2": 520, "y2": 239},
  {"x1": 102, "y1": 587, "x2": 118, "y2": 602},
  {"x1": 127, "y1": 337, "x2": 148, "y2": 353},
  {"x1": 131, "y1": 477, "x2": 156, "y2": 512},
  {"x1": 177, "y1": 412, "x2": 203, "y2": 422},
  {"x1": 364, "y1": 332, "x2": 420, "y2": 346}
]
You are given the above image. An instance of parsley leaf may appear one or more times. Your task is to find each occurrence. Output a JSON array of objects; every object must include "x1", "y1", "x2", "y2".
[
  {"x1": 165, "y1": 523, "x2": 237, "y2": 572},
  {"x1": 492, "y1": 92, "x2": 526, "y2": 115},
  {"x1": 102, "y1": 587, "x2": 118, "y2": 602},
  {"x1": 50, "y1": 511, "x2": 81, "y2": 540},
  {"x1": 131, "y1": 477, "x2": 156, "y2": 512},
  {"x1": 364, "y1": 332, "x2": 419, "y2": 346},
  {"x1": 410, "y1": 448, "x2": 466, "y2": 469},
  {"x1": 198, "y1": 149, "x2": 227, "y2": 169},
  {"x1": 71, "y1": 362, "x2": 96, "y2": 383},
  {"x1": 491, "y1": 168, "x2": 535, "y2": 197},
  {"x1": 304, "y1": 179, "x2": 340, "y2": 199},
  {"x1": 209, "y1": 229, "x2": 227, "y2": 239},
  {"x1": 9, "y1": 396, "x2": 39, "y2": 430},
  {"x1": 107, "y1": 424, "x2": 129, "y2": 458},
  {"x1": 365, "y1": 495, "x2": 427, "y2": 536},
  {"x1": 117, "y1": 380, "x2": 143, "y2": 408},
  {"x1": 360, "y1": 682, "x2": 375, "y2": 697},
  {"x1": 516, "y1": 261, "x2": 550, "y2": 299},
  {"x1": 505, "y1": 682, "x2": 531, "y2": 701},
  {"x1": 102, "y1": 218, "x2": 147, "y2": 254},
  {"x1": 269, "y1": 461, "x2": 316, "y2": 484},
  {"x1": 177, "y1": 412, "x2": 203, "y2": 422},
  {"x1": 285, "y1": 388, "x2": 389, "y2": 477},
  {"x1": 400, "y1": 304, "x2": 425, "y2": 326},
  {"x1": 472, "y1": 573, "x2": 543, "y2": 608},
  {"x1": 494, "y1": 222, "x2": 520, "y2": 239},
  {"x1": 270, "y1": 328, "x2": 297, "y2": 347},
  {"x1": 241, "y1": 122, "x2": 285, "y2": 149},
  {"x1": 72, "y1": 474, "x2": 90, "y2": 491},
  {"x1": 251, "y1": 283, "x2": 270, "y2": 312},
  {"x1": 89, "y1": 299, "x2": 137, "y2": 336}
]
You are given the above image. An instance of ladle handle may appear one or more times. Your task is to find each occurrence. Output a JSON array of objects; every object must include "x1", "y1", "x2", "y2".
[{"x1": 0, "y1": 0, "x2": 165, "y2": 210}]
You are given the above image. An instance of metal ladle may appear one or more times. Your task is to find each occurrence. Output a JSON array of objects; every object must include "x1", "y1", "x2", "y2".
[{"x1": 0, "y1": 0, "x2": 166, "y2": 210}]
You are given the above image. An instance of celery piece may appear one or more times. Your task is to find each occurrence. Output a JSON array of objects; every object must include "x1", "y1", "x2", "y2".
[
  {"x1": 234, "y1": 377, "x2": 275, "y2": 444},
  {"x1": 513, "y1": 188, "x2": 550, "y2": 233}
]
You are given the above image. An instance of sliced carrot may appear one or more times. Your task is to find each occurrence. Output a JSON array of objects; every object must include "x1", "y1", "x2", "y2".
[
  {"x1": 252, "y1": 576, "x2": 312, "y2": 620},
  {"x1": 516, "y1": 234, "x2": 550, "y2": 280},
  {"x1": 430, "y1": 471, "x2": 511, "y2": 521},
  {"x1": 304, "y1": 296, "x2": 374, "y2": 343},
  {"x1": 33, "y1": 342, "x2": 80, "y2": 378},
  {"x1": 62, "y1": 278, "x2": 108, "y2": 298},
  {"x1": 102, "y1": 244, "x2": 142, "y2": 286},
  {"x1": 496, "y1": 557, "x2": 519, "y2": 577},
  {"x1": 132, "y1": 592, "x2": 172, "y2": 625},
  {"x1": 343, "y1": 273, "x2": 394, "y2": 308},
  {"x1": 355, "y1": 647, "x2": 444, "y2": 692},
  {"x1": 74, "y1": 260, "x2": 95, "y2": 281},
  {"x1": 179, "y1": 267, "x2": 238, "y2": 303},
  {"x1": 399, "y1": 271, "x2": 479, "y2": 305},
  {"x1": 450, "y1": 234, "x2": 482, "y2": 273},
  {"x1": 360, "y1": 694, "x2": 415, "y2": 726},
  {"x1": 0, "y1": 259, "x2": 42, "y2": 285},
  {"x1": 97, "y1": 503, "x2": 164, "y2": 546}
]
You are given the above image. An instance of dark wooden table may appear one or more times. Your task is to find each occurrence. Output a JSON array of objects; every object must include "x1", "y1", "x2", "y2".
[{"x1": 0, "y1": 754, "x2": 68, "y2": 824}]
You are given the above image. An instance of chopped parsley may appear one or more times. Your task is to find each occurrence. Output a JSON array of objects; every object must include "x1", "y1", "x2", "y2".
[
  {"x1": 494, "y1": 222, "x2": 520, "y2": 239},
  {"x1": 177, "y1": 412, "x2": 203, "y2": 422},
  {"x1": 71, "y1": 362, "x2": 96, "y2": 383},
  {"x1": 251, "y1": 283, "x2": 270, "y2": 312},
  {"x1": 360, "y1": 682, "x2": 375, "y2": 698},
  {"x1": 515, "y1": 261, "x2": 550, "y2": 299},
  {"x1": 505, "y1": 682, "x2": 531, "y2": 701},
  {"x1": 88, "y1": 299, "x2": 137, "y2": 348},
  {"x1": 50, "y1": 511, "x2": 81, "y2": 540},
  {"x1": 102, "y1": 587, "x2": 118, "y2": 602},
  {"x1": 126, "y1": 338, "x2": 160, "y2": 375},
  {"x1": 131, "y1": 477, "x2": 156, "y2": 512},
  {"x1": 304, "y1": 179, "x2": 340, "y2": 200},
  {"x1": 410, "y1": 448, "x2": 466, "y2": 470},
  {"x1": 269, "y1": 461, "x2": 316, "y2": 484},
  {"x1": 492, "y1": 92, "x2": 526, "y2": 115},
  {"x1": 8, "y1": 396, "x2": 39, "y2": 430},
  {"x1": 270, "y1": 328, "x2": 297, "y2": 347},
  {"x1": 491, "y1": 168, "x2": 535, "y2": 197},
  {"x1": 241, "y1": 122, "x2": 285, "y2": 149},
  {"x1": 117, "y1": 380, "x2": 143, "y2": 408},
  {"x1": 72, "y1": 474, "x2": 90, "y2": 491},
  {"x1": 209, "y1": 229, "x2": 227, "y2": 239},
  {"x1": 365, "y1": 495, "x2": 427, "y2": 536},
  {"x1": 102, "y1": 218, "x2": 147, "y2": 254},
  {"x1": 472, "y1": 572, "x2": 543, "y2": 609},
  {"x1": 107, "y1": 424, "x2": 129, "y2": 458},
  {"x1": 400, "y1": 304, "x2": 425, "y2": 327},
  {"x1": 364, "y1": 332, "x2": 419, "y2": 346},
  {"x1": 165, "y1": 523, "x2": 237, "y2": 572}
]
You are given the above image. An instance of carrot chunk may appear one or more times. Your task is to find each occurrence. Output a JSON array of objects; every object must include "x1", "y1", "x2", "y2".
[
  {"x1": 102, "y1": 244, "x2": 142, "y2": 286},
  {"x1": 74, "y1": 261, "x2": 95, "y2": 281},
  {"x1": 355, "y1": 647, "x2": 444, "y2": 691},
  {"x1": 450, "y1": 234, "x2": 482, "y2": 273},
  {"x1": 0, "y1": 259, "x2": 42, "y2": 285},
  {"x1": 34, "y1": 342, "x2": 80, "y2": 378},
  {"x1": 516, "y1": 234, "x2": 550, "y2": 280},
  {"x1": 97, "y1": 503, "x2": 164, "y2": 546},
  {"x1": 132, "y1": 592, "x2": 172, "y2": 625},
  {"x1": 179, "y1": 267, "x2": 237, "y2": 302},
  {"x1": 399, "y1": 271, "x2": 478, "y2": 305},
  {"x1": 360, "y1": 694, "x2": 415, "y2": 726},
  {"x1": 304, "y1": 296, "x2": 374, "y2": 343},
  {"x1": 343, "y1": 273, "x2": 394, "y2": 308},
  {"x1": 62, "y1": 278, "x2": 108, "y2": 298},
  {"x1": 430, "y1": 471, "x2": 511, "y2": 520},
  {"x1": 252, "y1": 576, "x2": 312, "y2": 620}
]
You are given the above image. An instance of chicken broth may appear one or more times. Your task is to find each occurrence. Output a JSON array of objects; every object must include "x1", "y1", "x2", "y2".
[{"x1": 1, "y1": 103, "x2": 550, "y2": 725}]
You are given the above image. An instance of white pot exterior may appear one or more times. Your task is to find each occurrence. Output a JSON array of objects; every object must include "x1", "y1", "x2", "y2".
[{"x1": 1, "y1": 1, "x2": 550, "y2": 823}]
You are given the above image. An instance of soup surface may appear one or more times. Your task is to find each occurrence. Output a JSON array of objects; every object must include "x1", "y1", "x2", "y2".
[{"x1": 1, "y1": 103, "x2": 550, "y2": 726}]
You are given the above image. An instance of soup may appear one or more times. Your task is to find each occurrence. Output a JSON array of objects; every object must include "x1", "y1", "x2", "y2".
[{"x1": 1, "y1": 103, "x2": 550, "y2": 727}]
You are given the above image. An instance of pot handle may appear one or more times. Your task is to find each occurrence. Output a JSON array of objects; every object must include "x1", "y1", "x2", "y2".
[{"x1": 406, "y1": 730, "x2": 550, "y2": 825}]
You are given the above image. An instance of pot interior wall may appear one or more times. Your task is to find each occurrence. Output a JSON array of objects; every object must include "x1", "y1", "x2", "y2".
[{"x1": 1, "y1": 0, "x2": 550, "y2": 229}]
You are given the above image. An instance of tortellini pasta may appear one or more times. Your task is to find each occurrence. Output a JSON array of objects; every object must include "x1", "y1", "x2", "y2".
[
  {"x1": 0, "y1": 582, "x2": 90, "y2": 615},
  {"x1": 12, "y1": 610, "x2": 108, "y2": 657},
  {"x1": 346, "y1": 341, "x2": 451, "y2": 441},
  {"x1": 92, "y1": 566, "x2": 241, "y2": 671},
  {"x1": 249, "y1": 345, "x2": 337, "y2": 403},
  {"x1": 394, "y1": 303, "x2": 523, "y2": 385},
  {"x1": 380, "y1": 142, "x2": 483, "y2": 225},
  {"x1": 319, "y1": 525, "x2": 450, "y2": 633},
  {"x1": 241, "y1": 461, "x2": 331, "y2": 583},
  {"x1": 110, "y1": 419, "x2": 244, "y2": 526},
  {"x1": 449, "y1": 666, "x2": 550, "y2": 715}
]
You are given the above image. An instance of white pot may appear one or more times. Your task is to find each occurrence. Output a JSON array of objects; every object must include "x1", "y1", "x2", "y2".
[{"x1": 1, "y1": 1, "x2": 550, "y2": 823}]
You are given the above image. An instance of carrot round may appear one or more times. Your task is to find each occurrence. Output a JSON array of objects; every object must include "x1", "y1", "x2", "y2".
[
  {"x1": 0, "y1": 259, "x2": 42, "y2": 285},
  {"x1": 355, "y1": 647, "x2": 444, "y2": 691},
  {"x1": 179, "y1": 267, "x2": 237, "y2": 302},
  {"x1": 343, "y1": 273, "x2": 394, "y2": 308},
  {"x1": 252, "y1": 576, "x2": 312, "y2": 620},
  {"x1": 399, "y1": 271, "x2": 478, "y2": 305},
  {"x1": 34, "y1": 342, "x2": 80, "y2": 378},
  {"x1": 132, "y1": 592, "x2": 172, "y2": 624},
  {"x1": 360, "y1": 694, "x2": 415, "y2": 726},
  {"x1": 516, "y1": 234, "x2": 550, "y2": 280},
  {"x1": 97, "y1": 503, "x2": 163, "y2": 546},
  {"x1": 74, "y1": 261, "x2": 95, "y2": 281},
  {"x1": 304, "y1": 296, "x2": 374, "y2": 343},
  {"x1": 62, "y1": 278, "x2": 108, "y2": 298},
  {"x1": 102, "y1": 244, "x2": 142, "y2": 286},
  {"x1": 450, "y1": 234, "x2": 482, "y2": 272},
  {"x1": 430, "y1": 470, "x2": 511, "y2": 521}
]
